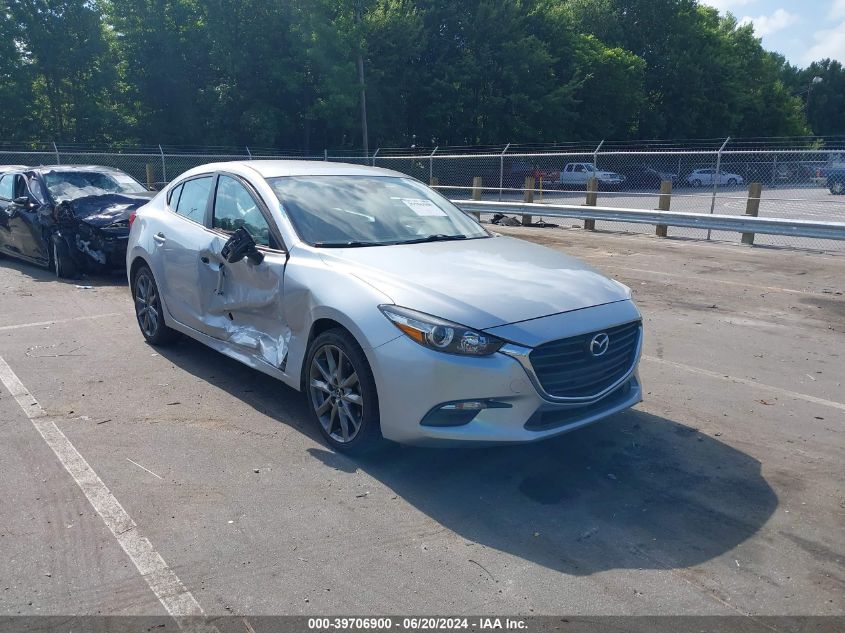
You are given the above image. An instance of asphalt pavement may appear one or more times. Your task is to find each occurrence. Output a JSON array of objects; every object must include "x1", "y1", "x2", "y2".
[{"x1": 0, "y1": 228, "x2": 842, "y2": 620}]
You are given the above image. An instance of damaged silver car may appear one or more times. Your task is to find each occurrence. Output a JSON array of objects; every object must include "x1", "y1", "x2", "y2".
[{"x1": 127, "y1": 161, "x2": 643, "y2": 452}]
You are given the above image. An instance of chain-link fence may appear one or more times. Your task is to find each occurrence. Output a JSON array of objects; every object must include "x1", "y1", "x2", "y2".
[{"x1": 2, "y1": 138, "x2": 843, "y2": 251}]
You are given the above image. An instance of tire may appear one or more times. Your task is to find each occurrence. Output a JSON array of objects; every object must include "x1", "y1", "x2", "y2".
[
  {"x1": 132, "y1": 265, "x2": 179, "y2": 345},
  {"x1": 304, "y1": 328, "x2": 383, "y2": 454},
  {"x1": 727, "y1": 178, "x2": 737, "y2": 186},
  {"x1": 51, "y1": 235, "x2": 79, "y2": 279},
  {"x1": 691, "y1": 179, "x2": 702, "y2": 188},
  {"x1": 831, "y1": 180, "x2": 845, "y2": 195}
]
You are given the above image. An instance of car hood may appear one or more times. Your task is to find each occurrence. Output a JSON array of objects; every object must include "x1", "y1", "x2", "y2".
[
  {"x1": 66, "y1": 192, "x2": 154, "y2": 228},
  {"x1": 318, "y1": 235, "x2": 630, "y2": 330}
]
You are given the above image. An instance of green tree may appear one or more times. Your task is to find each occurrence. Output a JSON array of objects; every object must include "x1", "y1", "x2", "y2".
[
  {"x1": 10, "y1": 0, "x2": 124, "y2": 142},
  {"x1": 785, "y1": 59, "x2": 845, "y2": 136}
]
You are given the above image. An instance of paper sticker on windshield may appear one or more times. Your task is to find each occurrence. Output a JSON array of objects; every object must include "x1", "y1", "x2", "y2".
[{"x1": 401, "y1": 198, "x2": 447, "y2": 216}]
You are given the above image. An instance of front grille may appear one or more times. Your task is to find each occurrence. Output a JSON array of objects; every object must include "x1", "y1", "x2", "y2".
[{"x1": 529, "y1": 320, "x2": 641, "y2": 398}]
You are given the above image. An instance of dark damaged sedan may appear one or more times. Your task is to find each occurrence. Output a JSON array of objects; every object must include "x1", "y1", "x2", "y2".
[{"x1": 0, "y1": 165, "x2": 153, "y2": 277}]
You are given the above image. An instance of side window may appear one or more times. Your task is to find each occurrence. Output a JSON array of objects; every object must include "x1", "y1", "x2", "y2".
[
  {"x1": 574, "y1": 165, "x2": 585, "y2": 173},
  {"x1": 29, "y1": 177, "x2": 47, "y2": 204},
  {"x1": 167, "y1": 183, "x2": 183, "y2": 209},
  {"x1": 212, "y1": 175, "x2": 271, "y2": 247},
  {"x1": 13, "y1": 175, "x2": 28, "y2": 199},
  {"x1": 175, "y1": 177, "x2": 212, "y2": 224},
  {"x1": 565, "y1": 165, "x2": 572, "y2": 173},
  {"x1": 0, "y1": 175, "x2": 13, "y2": 200}
]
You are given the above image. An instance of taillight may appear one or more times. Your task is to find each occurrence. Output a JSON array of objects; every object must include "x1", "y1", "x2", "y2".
[{"x1": 128, "y1": 211, "x2": 137, "y2": 228}]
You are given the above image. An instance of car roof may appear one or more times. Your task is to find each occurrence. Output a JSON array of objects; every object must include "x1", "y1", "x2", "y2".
[{"x1": 181, "y1": 160, "x2": 408, "y2": 180}]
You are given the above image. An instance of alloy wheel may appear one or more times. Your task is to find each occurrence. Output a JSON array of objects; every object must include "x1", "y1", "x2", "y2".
[
  {"x1": 309, "y1": 344, "x2": 364, "y2": 443},
  {"x1": 134, "y1": 273, "x2": 159, "y2": 338}
]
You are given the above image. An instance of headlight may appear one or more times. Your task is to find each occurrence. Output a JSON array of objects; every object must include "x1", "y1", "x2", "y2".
[{"x1": 379, "y1": 305, "x2": 504, "y2": 356}]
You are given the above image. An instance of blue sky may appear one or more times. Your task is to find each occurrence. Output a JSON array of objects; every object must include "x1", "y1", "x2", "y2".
[{"x1": 704, "y1": 0, "x2": 841, "y2": 66}]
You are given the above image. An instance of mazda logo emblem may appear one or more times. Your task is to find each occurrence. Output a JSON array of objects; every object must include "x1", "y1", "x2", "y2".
[{"x1": 589, "y1": 333, "x2": 610, "y2": 357}]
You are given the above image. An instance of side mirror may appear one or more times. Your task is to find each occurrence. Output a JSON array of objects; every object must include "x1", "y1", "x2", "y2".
[
  {"x1": 221, "y1": 227, "x2": 264, "y2": 265},
  {"x1": 13, "y1": 196, "x2": 34, "y2": 209}
]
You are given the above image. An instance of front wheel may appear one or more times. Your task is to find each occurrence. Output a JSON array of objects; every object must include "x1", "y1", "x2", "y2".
[
  {"x1": 727, "y1": 178, "x2": 738, "y2": 186},
  {"x1": 305, "y1": 329, "x2": 382, "y2": 453},
  {"x1": 831, "y1": 180, "x2": 845, "y2": 195},
  {"x1": 691, "y1": 179, "x2": 702, "y2": 188},
  {"x1": 132, "y1": 265, "x2": 179, "y2": 345},
  {"x1": 51, "y1": 235, "x2": 79, "y2": 279}
]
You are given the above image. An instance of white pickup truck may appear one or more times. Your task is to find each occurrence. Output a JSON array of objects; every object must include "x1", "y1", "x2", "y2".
[{"x1": 555, "y1": 162, "x2": 626, "y2": 189}]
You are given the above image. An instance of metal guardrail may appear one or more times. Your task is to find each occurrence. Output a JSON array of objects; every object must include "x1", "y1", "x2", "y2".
[{"x1": 452, "y1": 200, "x2": 845, "y2": 241}]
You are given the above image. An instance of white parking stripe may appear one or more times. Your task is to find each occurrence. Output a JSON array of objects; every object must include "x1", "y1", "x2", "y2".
[
  {"x1": 0, "y1": 313, "x2": 122, "y2": 332},
  {"x1": 643, "y1": 355, "x2": 845, "y2": 413},
  {"x1": 0, "y1": 353, "x2": 208, "y2": 621}
]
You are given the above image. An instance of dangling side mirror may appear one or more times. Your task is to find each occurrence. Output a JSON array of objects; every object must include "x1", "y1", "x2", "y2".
[
  {"x1": 221, "y1": 227, "x2": 264, "y2": 265},
  {"x1": 13, "y1": 196, "x2": 35, "y2": 209}
]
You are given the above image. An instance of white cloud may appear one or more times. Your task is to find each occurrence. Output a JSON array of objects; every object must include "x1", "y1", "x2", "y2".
[
  {"x1": 804, "y1": 19, "x2": 845, "y2": 62},
  {"x1": 830, "y1": 0, "x2": 845, "y2": 20},
  {"x1": 739, "y1": 9, "x2": 800, "y2": 36}
]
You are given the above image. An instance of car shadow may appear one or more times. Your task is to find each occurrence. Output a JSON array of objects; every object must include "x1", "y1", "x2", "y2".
[
  {"x1": 0, "y1": 256, "x2": 127, "y2": 287},
  {"x1": 155, "y1": 335, "x2": 777, "y2": 576}
]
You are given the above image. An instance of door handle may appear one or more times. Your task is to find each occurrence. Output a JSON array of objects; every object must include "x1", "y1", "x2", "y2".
[
  {"x1": 153, "y1": 232, "x2": 166, "y2": 244},
  {"x1": 200, "y1": 256, "x2": 210, "y2": 264}
]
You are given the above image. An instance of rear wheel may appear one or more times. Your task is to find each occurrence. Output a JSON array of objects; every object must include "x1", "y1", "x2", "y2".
[
  {"x1": 727, "y1": 178, "x2": 738, "y2": 186},
  {"x1": 51, "y1": 235, "x2": 79, "y2": 279},
  {"x1": 691, "y1": 179, "x2": 702, "y2": 187},
  {"x1": 305, "y1": 329, "x2": 382, "y2": 453},
  {"x1": 132, "y1": 265, "x2": 179, "y2": 345}
]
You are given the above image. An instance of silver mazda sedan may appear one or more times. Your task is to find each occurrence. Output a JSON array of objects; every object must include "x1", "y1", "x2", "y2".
[{"x1": 127, "y1": 161, "x2": 642, "y2": 452}]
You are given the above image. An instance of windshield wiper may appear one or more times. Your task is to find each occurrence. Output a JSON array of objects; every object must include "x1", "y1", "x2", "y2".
[
  {"x1": 313, "y1": 240, "x2": 382, "y2": 248},
  {"x1": 396, "y1": 234, "x2": 469, "y2": 245}
]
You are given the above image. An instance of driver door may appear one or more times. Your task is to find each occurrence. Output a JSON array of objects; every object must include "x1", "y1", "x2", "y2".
[{"x1": 197, "y1": 173, "x2": 290, "y2": 369}]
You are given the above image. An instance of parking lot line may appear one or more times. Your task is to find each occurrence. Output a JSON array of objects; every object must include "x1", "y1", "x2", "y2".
[
  {"x1": 0, "y1": 312, "x2": 122, "y2": 332},
  {"x1": 643, "y1": 355, "x2": 845, "y2": 412},
  {"x1": 0, "y1": 353, "x2": 208, "y2": 620}
]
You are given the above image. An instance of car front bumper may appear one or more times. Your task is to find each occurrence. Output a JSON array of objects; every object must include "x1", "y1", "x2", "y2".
[{"x1": 367, "y1": 306, "x2": 643, "y2": 446}]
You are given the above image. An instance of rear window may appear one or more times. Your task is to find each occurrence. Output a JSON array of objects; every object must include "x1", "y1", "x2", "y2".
[{"x1": 174, "y1": 177, "x2": 213, "y2": 224}]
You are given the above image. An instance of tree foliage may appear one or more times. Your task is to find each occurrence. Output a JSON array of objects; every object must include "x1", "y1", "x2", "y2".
[{"x1": 1, "y1": 0, "x2": 835, "y2": 149}]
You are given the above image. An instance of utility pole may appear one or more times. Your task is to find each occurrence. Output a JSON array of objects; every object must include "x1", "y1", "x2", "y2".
[
  {"x1": 355, "y1": 0, "x2": 369, "y2": 157},
  {"x1": 807, "y1": 76, "x2": 823, "y2": 117}
]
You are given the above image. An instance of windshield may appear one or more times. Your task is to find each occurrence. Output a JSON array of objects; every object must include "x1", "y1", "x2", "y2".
[
  {"x1": 267, "y1": 175, "x2": 489, "y2": 247},
  {"x1": 44, "y1": 170, "x2": 147, "y2": 201}
]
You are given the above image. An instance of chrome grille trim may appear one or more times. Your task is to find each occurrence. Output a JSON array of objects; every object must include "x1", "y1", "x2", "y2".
[{"x1": 501, "y1": 321, "x2": 642, "y2": 404}]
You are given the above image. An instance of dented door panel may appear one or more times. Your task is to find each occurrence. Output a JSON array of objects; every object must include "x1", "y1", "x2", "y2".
[{"x1": 196, "y1": 233, "x2": 290, "y2": 370}]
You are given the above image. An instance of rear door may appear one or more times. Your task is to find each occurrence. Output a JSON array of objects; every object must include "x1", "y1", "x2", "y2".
[
  {"x1": 0, "y1": 173, "x2": 49, "y2": 265},
  {"x1": 196, "y1": 173, "x2": 290, "y2": 369},
  {"x1": 0, "y1": 174, "x2": 17, "y2": 255},
  {"x1": 156, "y1": 174, "x2": 216, "y2": 331}
]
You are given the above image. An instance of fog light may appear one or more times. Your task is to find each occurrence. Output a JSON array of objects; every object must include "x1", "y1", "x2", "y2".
[
  {"x1": 441, "y1": 401, "x2": 486, "y2": 411},
  {"x1": 421, "y1": 399, "x2": 512, "y2": 427}
]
